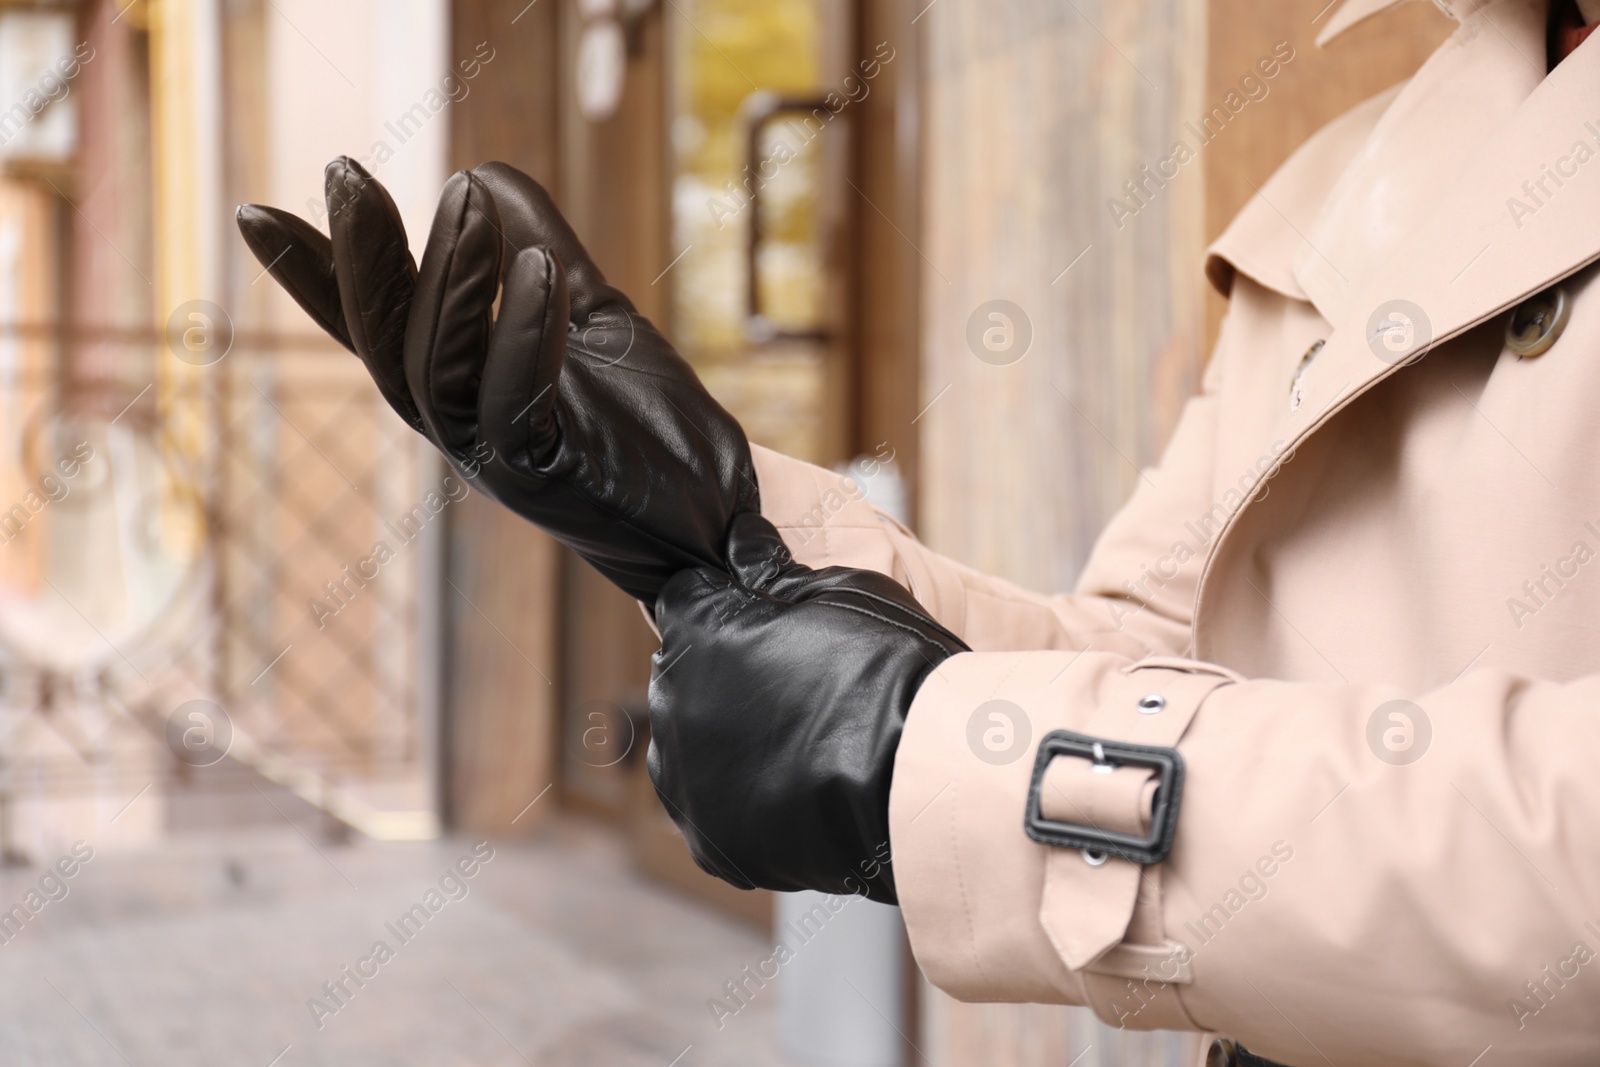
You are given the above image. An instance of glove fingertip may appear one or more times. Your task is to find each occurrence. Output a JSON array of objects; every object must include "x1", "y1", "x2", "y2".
[
  {"x1": 480, "y1": 244, "x2": 566, "y2": 461},
  {"x1": 402, "y1": 169, "x2": 506, "y2": 455},
  {"x1": 233, "y1": 202, "x2": 266, "y2": 230},
  {"x1": 233, "y1": 203, "x2": 354, "y2": 353},
  {"x1": 325, "y1": 154, "x2": 371, "y2": 182},
  {"x1": 324, "y1": 155, "x2": 375, "y2": 212}
]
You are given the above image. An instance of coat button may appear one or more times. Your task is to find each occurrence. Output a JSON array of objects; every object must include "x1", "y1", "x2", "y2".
[
  {"x1": 1505, "y1": 285, "x2": 1570, "y2": 358},
  {"x1": 1206, "y1": 1038, "x2": 1240, "y2": 1067},
  {"x1": 1289, "y1": 339, "x2": 1323, "y2": 411}
]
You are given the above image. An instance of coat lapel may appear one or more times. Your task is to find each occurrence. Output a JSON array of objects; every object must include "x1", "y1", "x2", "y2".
[
  {"x1": 1292, "y1": 0, "x2": 1548, "y2": 324},
  {"x1": 1196, "y1": 13, "x2": 1600, "y2": 648}
]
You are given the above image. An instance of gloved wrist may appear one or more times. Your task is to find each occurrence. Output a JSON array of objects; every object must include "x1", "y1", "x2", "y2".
[{"x1": 647, "y1": 514, "x2": 967, "y2": 904}]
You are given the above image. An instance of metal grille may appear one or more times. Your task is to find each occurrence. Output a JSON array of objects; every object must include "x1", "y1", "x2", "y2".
[{"x1": 0, "y1": 330, "x2": 439, "y2": 859}]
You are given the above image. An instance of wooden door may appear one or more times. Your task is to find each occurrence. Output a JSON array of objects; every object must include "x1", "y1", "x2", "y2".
[
  {"x1": 913, "y1": 0, "x2": 1453, "y2": 1065},
  {"x1": 444, "y1": 0, "x2": 564, "y2": 834},
  {"x1": 551, "y1": 0, "x2": 922, "y2": 930}
]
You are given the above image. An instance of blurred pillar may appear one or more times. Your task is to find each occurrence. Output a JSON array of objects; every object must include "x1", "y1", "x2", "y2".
[
  {"x1": 150, "y1": 0, "x2": 223, "y2": 556},
  {"x1": 853, "y1": 0, "x2": 925, "y2": 517},
  {"x1": 918, "y1": 0, "x2": 1209, "y2": 589},
  {"x1": 443, "y1": 0, "x2": 564, "y2": 832},
  {"x1": 69, "y1": 0, "x2": 154, "y2": 402},
  {"x1": 777, "y1": 891, "x2": 906, "y2": 1067},
  {"x1": 0, "y1": 184, "x2": 57, "y2": 594},
  {"x1": 779, "y1": 456, "x2": 912, "y2": 1067},
  {"x1": 552, "y1": 0, "x2": 663, "y2": 822},
  {"x1": 915, "y1": 0, "x2": 1206, "y2": 1063}
]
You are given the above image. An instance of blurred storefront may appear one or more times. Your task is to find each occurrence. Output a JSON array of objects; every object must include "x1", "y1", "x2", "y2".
[{"x1": 0, "y1": 0, "x2": 1459, "y2": 1065}]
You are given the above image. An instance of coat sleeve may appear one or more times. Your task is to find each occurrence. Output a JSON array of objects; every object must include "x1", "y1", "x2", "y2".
[
  {"x1": 751, "y1": 351, "x2": 1226, "y2": 665},
  {"x1": 751, "y1": 335, "x2": 1600, "y2": 1060},
  {"x1": 888, "y1": 648, "x2": 1600, "y2": 1066}
]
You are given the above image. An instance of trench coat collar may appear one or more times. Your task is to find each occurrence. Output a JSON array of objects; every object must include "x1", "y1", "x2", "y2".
[
  {"x1": 1195, "y1": 12, "x2": 1600, "y2": 654},
  {"x1": 1202, "y1": 0, "x2": 1544, "y2": 316},
  {"x1": 1292, "y1": 0, "x2": 1548, "y2": 325},
  {"x1": 1203, "y1": 88, "x2": 1396, "y2": 304},
  {"x1": 1317, "y1": 0, "x2": 1495, "y2": 46}
]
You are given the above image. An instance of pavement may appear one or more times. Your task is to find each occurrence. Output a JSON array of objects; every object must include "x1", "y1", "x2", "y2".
[{"x1": 0, "y1": 817, "x2": 798, "y2": 1067}]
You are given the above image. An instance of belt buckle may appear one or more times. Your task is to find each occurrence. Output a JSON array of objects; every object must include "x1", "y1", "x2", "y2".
[{"x1": 1023, "y1": 729, "x2": 1185, "y2": 865}]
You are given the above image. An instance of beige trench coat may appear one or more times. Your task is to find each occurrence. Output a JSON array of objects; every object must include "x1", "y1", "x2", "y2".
[{"x1": 750, "y1": 0, "x2": 1600, "y2": 1063}]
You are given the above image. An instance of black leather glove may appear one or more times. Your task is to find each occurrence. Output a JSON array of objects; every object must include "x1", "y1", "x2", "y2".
[
  {"x1": 647, "y1": 513, "x2": 969, "y2": 904},
  {"x1": 235, "y1": 158, "x2": 758, "y2": 602}
]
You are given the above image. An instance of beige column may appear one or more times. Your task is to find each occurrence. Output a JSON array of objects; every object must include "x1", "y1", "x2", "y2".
[
  {"x1": 915, "y1": 0, "x2": 1207, "y2": 1062},
  {"x1": 150, "y1": 0, "x2": 222, "y2": 557}
]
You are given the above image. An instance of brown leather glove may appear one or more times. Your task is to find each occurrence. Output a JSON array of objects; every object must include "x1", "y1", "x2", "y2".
[{"x1": 237, "y1": 157, "x2": 758, "y2": 602}]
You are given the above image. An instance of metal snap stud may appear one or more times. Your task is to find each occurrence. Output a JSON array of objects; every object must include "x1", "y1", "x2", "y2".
[
  {"x1": 1137, "y1": 694, "x2": 1166, "y2": 714},
  {"x1": 1082, "y1": 849, "x2": 1109, "y2": 867}
]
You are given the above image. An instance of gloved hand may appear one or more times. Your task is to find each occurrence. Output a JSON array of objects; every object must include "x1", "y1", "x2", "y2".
[
  {"x1": 648, "y1": 512, "x2": 969, "y2": 904},
  {"x1": 235, "y1": 158, "x2": 758, "y2": 602}
]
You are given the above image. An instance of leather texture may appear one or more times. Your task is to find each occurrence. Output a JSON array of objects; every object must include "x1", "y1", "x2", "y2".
[
  {"x1": 236, "y1": 157, "x2": 757, "y2": 602},
  {"x1": 746, "y1": 2, "x2": 1600, "y2": 1063},
  {"x1": 647, "y1": 512, "x2": 968, "y2": 905},
  {"x1": 1234, "y1": 1048, "x2": 1292, "y2": 1067}
]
